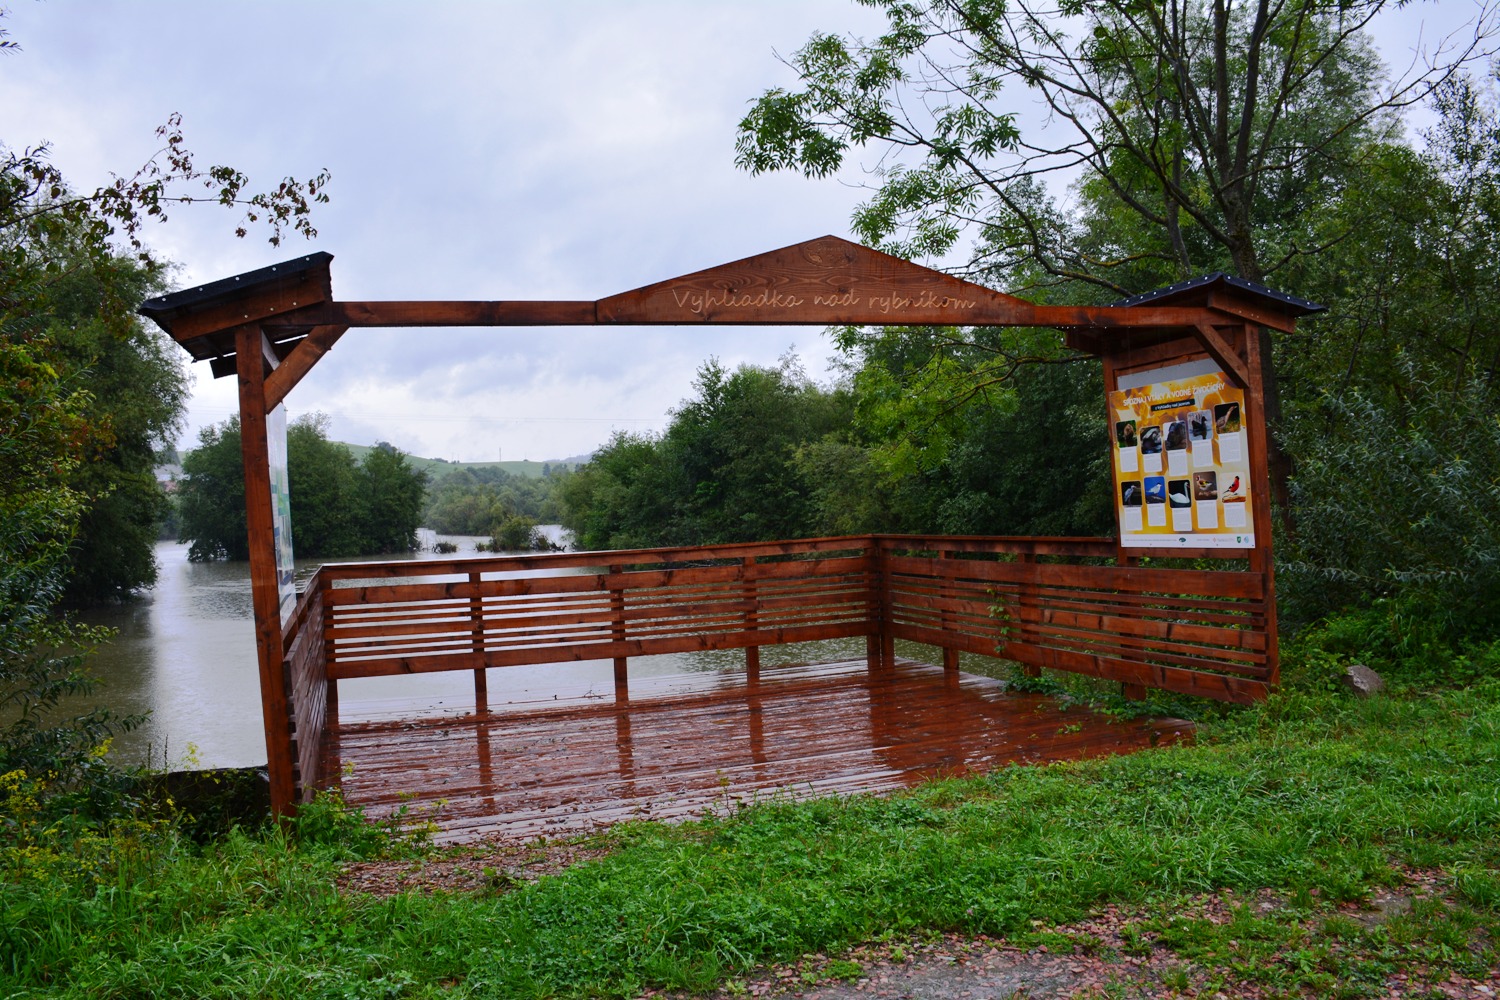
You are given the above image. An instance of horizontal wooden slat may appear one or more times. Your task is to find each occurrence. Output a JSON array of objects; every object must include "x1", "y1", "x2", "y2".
[
  {"x1": 326, "y1": 557, "x2": 874, "y2": 607},
  {"x1": 328, "y1": 621, "x2": 871, "y2": 679},
  {"x1": 329, "y1": 603, "x2": 874, "y2": 665},
  {"x1": 875, "y1": 535, "x2": 1118, "y2": 558},
  {"x1": 1018, "y1": 605, "x2": 1265, "y2": 652},
  {"x1": 888, "y1": 573, "x2": 1261, "y2": 618},
  {"x1": 1007, "y1": 643, "x2": 1269, "y2": 704},
  {"x1": 884, "y1": 554, "x2": 1265, "y2": 600},
  {"x1": 318, "y1": 536, "x2": 876, "y2": 584}
]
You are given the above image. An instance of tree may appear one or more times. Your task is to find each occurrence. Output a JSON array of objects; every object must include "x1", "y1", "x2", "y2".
[
  {"x1": 2, "y1": 7, "x2": 330, "y2": 794},
  {"x1": 558, "y1": 357, "x2": 853, "y2": 550},
  {"x1": 286, "y1": 414, "x2": 364, "y2": 558},
  {"x1": 740, "y1": 0, "x2": 1491, "y2": 290},
  {"x1": 658, "y1": 356, "x2": 851, "y2": 544},
  {"x1": 424, "y1": 466, "x2": 558, "y2": 536},
  {"x1": 0, "y1": 336, "x2": 120, "y2": 782},
  {"x1": 40, "y1": 258, "x2": 189, "y2": 603},
  {"x1": 736, "y1": 0, "x2": 1497, "y2": 512},
  {"x1": 178, "y1": 416, "x2": 429, "y2": 560},
  {"x1": 1271, "y1": 73, "x2": 1500, "y2": 637},
  {"x1": 1276, "y1": 73, "x2": 1500, "y2": 403},
  {"x1": 1278, "y1": 361, "x2": 1500, "y2": 642},
  {"x1": 557, "y1": 431, "x2": 674, "y2": 551},
  {"x1": 357, "y1": 442, "x2": 428, "y2": 554},
  {"x1": 177, "y1": 418, "x2": 248, "y2": 562},
  {"x1": 488, "y1": 515, "x2": 548, "y2": 553}
]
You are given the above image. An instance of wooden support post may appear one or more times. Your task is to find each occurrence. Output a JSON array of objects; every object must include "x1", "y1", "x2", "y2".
[
  {"x1": 1242, "y1": 323, "x2": 1281, "y2": 688},
  {"x1": 865, "y1": 539, "x2": 882, "y2": 670},
  {"x1": 610, "y1": 564, "x2": 628, "y2": 702},
  {"x1": 879, "y1": 541, "x2": 895, "y2": 671},
  {"x1": 744, "y1": 556, "x2": 760, "y2": 681},
  {"x1": 235, "y1": 325, "x2": 297, "y2": 816},
  {"x1": 323, "y1": 576, "x2": 339, "y2": 729},
  {"x1": 1016, "y1": 552, "x2": 1041, "y2": 679},
  {"x1": 469, "y1": 570, "x2": 488, "y2": 714},
  {"x1": 941, "y1": 549, "x2": 960, "y2": 677},
  {"x1": 866, "y1": 537, "x2": 891, "y2": 671}
]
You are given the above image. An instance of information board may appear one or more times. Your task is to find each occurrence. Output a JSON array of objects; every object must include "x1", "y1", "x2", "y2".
[
  {"x1": 1109, "y1": 368, "x2": 1254, "y2": 549},
  {"x1": 266, "y1": 404, "x2": 297, "y2": 625}
]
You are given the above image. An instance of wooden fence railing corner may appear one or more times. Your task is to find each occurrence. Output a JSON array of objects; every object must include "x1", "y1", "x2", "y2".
[{"x1": 283, "y1": 533, "x2": 1273, "y2": 799}]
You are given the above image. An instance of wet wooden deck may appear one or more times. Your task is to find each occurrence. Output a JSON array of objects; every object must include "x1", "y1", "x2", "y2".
[{"x1": 320, "y1": 659, "x2": 1193, "y2": 843}]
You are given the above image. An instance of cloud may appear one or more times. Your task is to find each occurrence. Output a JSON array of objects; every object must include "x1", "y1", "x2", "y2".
[{"x1": 13, "y1": 0, "x2": 1473, "y2": 460}]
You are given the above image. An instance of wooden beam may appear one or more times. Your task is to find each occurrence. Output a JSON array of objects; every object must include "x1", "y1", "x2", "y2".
[
  {"x1": 264, "y1": 300, "x2": 598, "y2": 329},
  {"x1": 252, "y1": 299, "x2": 1228, "y2": 332},
  {"x1": 236, "y1": 325, "x2": 298, "y2": 816},
  {"x1": 1193, "y1": 322, "x2": 1252, "y2": 389},
  {"x1": 264, "y1": 326, "x2": 347, "y2": 411},
  {"x1": 1199, "y1": 289, "x2": 1301, "y2": 334}
]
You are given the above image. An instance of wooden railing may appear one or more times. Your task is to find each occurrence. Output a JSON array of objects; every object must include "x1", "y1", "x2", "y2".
[
  {"x1": 875, "y1": 536, "x2": 1272, "y2": 704},
  {"x1": 316, "y1": 537, "x2": 874, "y2": 679},
  {"x1": 280, "y1": 534, "x2": 1273, "y2": 799},
  {"x1": 280, "y1": 581, "x2": 328, "y2": 792}
]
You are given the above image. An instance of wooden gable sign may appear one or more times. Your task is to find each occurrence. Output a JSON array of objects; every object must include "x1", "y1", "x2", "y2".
[{"x1": 596, "y1": 235, "x2": 1032, "y2": 326}]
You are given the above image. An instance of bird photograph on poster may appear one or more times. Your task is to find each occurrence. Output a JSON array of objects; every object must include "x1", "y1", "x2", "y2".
[{"x1": 1214, "y1": 401, "x2": 1241, "y2": 435}]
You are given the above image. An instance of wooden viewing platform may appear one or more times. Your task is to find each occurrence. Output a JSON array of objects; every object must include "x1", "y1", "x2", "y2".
[
  {"x1": 322, "y1": 658, "x2": 1194, "y2": 843},
  {"x1": 287, "y1": 534, "x2": 1258, "y2": 839},
  {"x1": 137, "y1": 236, "x2": 1318, "y2": 815}
]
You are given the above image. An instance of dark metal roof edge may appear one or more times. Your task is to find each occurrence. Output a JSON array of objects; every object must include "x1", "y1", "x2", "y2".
[
  {"x1": 1113, "y1": 272, "x2": 1326, "y2": 314},
  {"x1": 138, "y1": 251, "x2": 334, "y2": 319}
]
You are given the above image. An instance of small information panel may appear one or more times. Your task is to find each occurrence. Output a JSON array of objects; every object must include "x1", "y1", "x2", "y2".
[
  {"x1": 266, "y1": 404, "x2": 297, "y2": 626},
  {"x1": 1109, "y1": 368, "x2": 1254, "y2": 549}
]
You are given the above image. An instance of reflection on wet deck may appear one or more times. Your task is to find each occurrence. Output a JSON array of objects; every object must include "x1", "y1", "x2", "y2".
[{"x1": 320, "y1": 659, "x2": 1192, "y2": 843}]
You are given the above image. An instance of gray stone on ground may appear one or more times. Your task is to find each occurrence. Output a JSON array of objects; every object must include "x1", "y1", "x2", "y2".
[{"x1": 1342, "y1": 662, "x2": 1385, "y2": 698}]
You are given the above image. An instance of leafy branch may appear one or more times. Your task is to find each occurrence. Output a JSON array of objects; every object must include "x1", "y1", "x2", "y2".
[{"x1": 2, "y1": 113, "x2": 329, "y2": 257}]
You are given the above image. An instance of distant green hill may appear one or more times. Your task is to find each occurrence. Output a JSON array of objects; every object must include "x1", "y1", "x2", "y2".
[{"x1": 340, "y1": 443, "x2": 583, "y2": 480}]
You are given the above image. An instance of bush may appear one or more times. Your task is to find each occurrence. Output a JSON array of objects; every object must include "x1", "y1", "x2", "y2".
[
  {"x1": 1280, "y1": 360, "x2": 1500, "y2": 655},
  {"x1": 1282, "y1": 601, "x2": 1500, "y2": 690},
  {"x1": 489, "y1": 514, "x2": 547, "y2": 552}
]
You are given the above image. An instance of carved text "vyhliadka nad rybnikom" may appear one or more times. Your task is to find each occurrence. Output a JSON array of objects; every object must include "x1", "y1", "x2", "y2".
[{"x1": 667, "y1": 286, "x2": 981, "y2": 316}]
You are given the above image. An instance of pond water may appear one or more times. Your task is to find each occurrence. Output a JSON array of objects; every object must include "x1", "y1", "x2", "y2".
[{"x1": 77, "y1": 530, "x2": 896, "y2": 769}]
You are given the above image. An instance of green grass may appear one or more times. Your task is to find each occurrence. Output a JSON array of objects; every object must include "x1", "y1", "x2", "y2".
[{"x1": 4, "y1": 681, "x2": 1498, "y2": 997}]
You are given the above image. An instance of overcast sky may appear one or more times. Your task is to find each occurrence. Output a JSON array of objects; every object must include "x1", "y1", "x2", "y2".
[{"x1": 5, "y1": 1, "x2": 1492, "y2": 462}]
